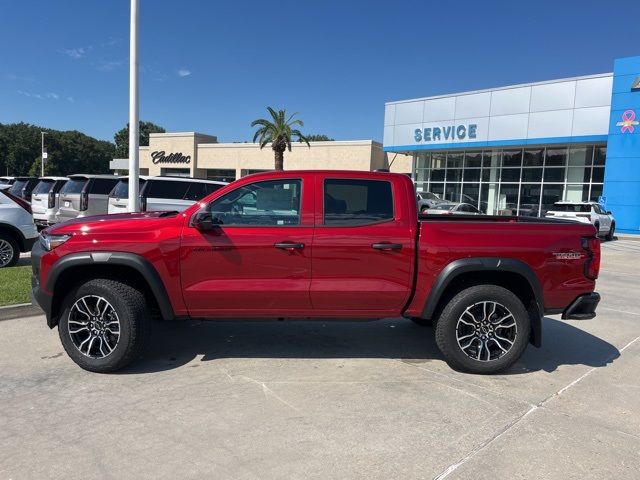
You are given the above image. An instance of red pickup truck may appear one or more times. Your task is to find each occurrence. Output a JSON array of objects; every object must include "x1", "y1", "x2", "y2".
[{"x1": 31, "y1": 170, "x2": 600, "y2": 374}]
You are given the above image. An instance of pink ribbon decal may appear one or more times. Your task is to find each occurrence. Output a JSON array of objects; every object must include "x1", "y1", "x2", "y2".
[{"x1": 617, "y1": 109, "x2": 639, "y2": 133}]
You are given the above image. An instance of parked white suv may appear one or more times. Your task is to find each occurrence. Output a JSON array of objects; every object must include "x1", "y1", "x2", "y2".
[
  {"x1": 0, "y1": 185, "x2": 38, "y2": 267},
  {"x1": 108, "y1": 176, "x2": 227, "y2": 214},
  {"x1": 545, "y1": 201, "x2": 615, "y2": 240},
  {"x1": 31, "y1": 177, "x2": 68, "y2": 228}
]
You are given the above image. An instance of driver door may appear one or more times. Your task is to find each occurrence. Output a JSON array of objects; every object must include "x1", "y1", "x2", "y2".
[{"x1": 180, "y1": 176, "x2": 314, "y2": 317}]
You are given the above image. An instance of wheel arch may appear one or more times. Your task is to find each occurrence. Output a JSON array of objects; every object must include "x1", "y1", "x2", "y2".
[
  {"x1": 420, "y1": 257, "x2": 543, "y2": 347},
  {"x1": 46, "y1": 252, "x2": 175, "y2": 328},
  {"x1": 0, "y1": 222, "x2": 26, "y2": 251}
]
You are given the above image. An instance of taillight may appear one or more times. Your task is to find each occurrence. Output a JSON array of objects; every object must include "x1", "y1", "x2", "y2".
[
  {"x1": 582, "y1": 237, "x2": 601, "y2": 280},
  {"x1": 1, "y1": 190, "x2": 32, "y2": 213},
  {"x1": 48, "y1": 191, "x2": 55, "y2": 209},
  {"x1": 139, "y1": 195, "x2": 147, "y2": 212},
  {"x1": 79, "y1": 192, "x2": 88, "y2": 211}
]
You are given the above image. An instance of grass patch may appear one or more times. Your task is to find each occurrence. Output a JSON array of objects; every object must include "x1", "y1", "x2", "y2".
[{"x1": 0, "y1": 266, "x2": 31, "y2": 307}]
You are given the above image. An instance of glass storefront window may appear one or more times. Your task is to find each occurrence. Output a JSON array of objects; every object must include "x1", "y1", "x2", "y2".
[
  {"x1": 522, "y1": 168, "x2": 543, "y2": 182},
  {"x1": 444, "y1": 183, "x2": 461, "y2": 202},
  {"x1": 411, "y1": 144, "x2": 606, "y2": 218},
  {"x1": 461, "y1": 183, "x2": 480, "y2": 208},
  {"x1": 447, "y1": 169, "x2": 462, "y2": 182},
  {"x1": 430, "y1": 183, "x2": 444, "y2": 197},
  {"x1": 593, "y1": 147, "x2": 606, "y2": 166},
  {"x1": 502, "y1": 150, "x2": 522, "y2": 168},
  {"x1": 464, "y1": 151, "x2": 482, "y2": 168},
  {"x1": 545, "y1": 148, "x2": 568, "y2": 167},
  {"x1": 592, "y1": 167, "x2": 605, "y2": 183},
  {"x1": 568, "y1": 146, "x2": 593, "y2": 167},
  {"x1": 447, "y1": 153, "x2": 463, "y2": 169},
  {"x1": 523, "y1": 149, "x2": 543, "y2": 167},
  {"x1": 464, "y1": 169, "x2": 481, "y2": 182},
  {"x1": 543, "y1": 168, "x2": 564, "y2": 183},
  {"x1": 501, "y1": 168, "x2": 520, "y2": 183},
  {"x1": 519, "y1": 184, "x2": 542, "y2": 217},
  {"x1": 541, "y1": 184, "x2": 564, "y2": 215},
  {"x1": 590, "y1": 184, "x2": 603, "y2": 202},
  {"x1": 565, "y1": 184, "x2": 590, "y2": 202},
  {"x1": 498, "y1": 184, "x2": 519, "y2": 215}
]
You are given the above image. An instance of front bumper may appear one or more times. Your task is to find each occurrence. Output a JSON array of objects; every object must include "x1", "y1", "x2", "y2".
[
  {"x1": 30, "y1": 240, "x2": 55, "y2": 327},
  {"x1": 562, "y1": 292, "x2": 600, "y2": 320}
]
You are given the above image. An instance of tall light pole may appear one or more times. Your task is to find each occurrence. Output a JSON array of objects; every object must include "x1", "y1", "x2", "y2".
[
  {"x1": 41, "y1": 131, "x2": 47, "y2": 177},
  {"x1": 128, "y1": 0, "x2": 140, "y2": 212}
]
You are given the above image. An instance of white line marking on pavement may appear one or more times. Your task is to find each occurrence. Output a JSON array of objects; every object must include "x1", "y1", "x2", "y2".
[
  {"x1": 599, "y1": 306, "x2": 640, "y2": 316},
  {"x1": 433, "y1": 333, "x2": 640, "y2": 479}
]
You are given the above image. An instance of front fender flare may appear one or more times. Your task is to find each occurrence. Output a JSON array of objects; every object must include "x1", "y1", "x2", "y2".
[{"x1": 46, "y1": 251, "x2": 175, "y2": 325}]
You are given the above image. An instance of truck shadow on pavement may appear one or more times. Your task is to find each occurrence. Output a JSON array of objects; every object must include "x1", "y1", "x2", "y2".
[{"x1": 121, "y1": 316, "x2": 620, "y2": 375}]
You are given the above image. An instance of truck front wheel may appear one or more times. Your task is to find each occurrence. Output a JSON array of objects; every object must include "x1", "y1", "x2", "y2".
[
  {"x1": 58, "y1": 278, "x2": 148, "y2": 373},
  {"x1": 435, "y1": 285, "x2": 530, "y2": 374}
]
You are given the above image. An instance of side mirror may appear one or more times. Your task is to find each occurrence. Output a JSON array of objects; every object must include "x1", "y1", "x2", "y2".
[
  {"x1": 191, "y1": 211, "x2": 220, "y2": 230},
  {"x1": 606, "y1": 211, "x2": 612, "y2": 215}
]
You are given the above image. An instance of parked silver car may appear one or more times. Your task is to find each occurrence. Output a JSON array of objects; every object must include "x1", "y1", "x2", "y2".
[
  {"x1": 0, "y1": 185, "x2": 38, "y2": 267},
  {"x1": 108, "y1": 176, "x2": 227, "y2": 214},
  {"x1": 55, "y1": 174, "x2": 120, "y2": 223},
  {"x1": 424, "y1": 202, "x2": 482, "y2": 215},
  {"x1": 31, "y1": 177, "x2": 68, "y2": 227}
]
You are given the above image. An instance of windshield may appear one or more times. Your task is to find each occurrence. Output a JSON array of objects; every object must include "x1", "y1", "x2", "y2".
[
  {"x1": 60, "y1": 178, "x2": 87, "y2": 195},
  {"x1": 418, "y1": 192, "x2": 440, "y2": 200},
  {"x1": 111, "y1": 179, "x2": 147, "y2": 198},
  {"x1": 432, "y1": 203, "x2": 456, "y2": 211},
  {"x1": 552, "y1": 203, "x2": 591, "y2": 213},
  {"x1": 32, "y1": 180, "x2": 56, "y2": 195}
]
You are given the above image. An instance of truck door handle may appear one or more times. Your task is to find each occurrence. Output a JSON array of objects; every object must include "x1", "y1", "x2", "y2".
[
  {"x1": 371, "y1": 243, "x2": 402, "y2": 250},
  {"x1": 274, "y1": 242, "x2": 305, "y2": 251}
]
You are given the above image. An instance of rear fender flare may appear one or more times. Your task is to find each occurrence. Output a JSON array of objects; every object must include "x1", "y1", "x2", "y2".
[{"x1": 421, "y1": 257, "x2": 543, "y2": 347}]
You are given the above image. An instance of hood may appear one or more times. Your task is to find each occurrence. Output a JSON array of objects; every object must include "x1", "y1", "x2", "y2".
[{"x1": 47, "y1": 211, "x2": 182, "y2": 235}]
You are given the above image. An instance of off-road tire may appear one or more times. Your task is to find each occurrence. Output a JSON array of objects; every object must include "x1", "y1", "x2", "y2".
[
  {"x1": 58, "y1": 278, "x2": 148, "y2": 373},
  {"x1": 435, "y1": 285, "x2": 530, "y2": 374},
  {"x1": 0, "y1": 233, "x2": 19, "y2": 268}
]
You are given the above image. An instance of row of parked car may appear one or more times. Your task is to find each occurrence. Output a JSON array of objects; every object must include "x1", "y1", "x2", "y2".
[{"x1": 0, "y1": 174, "x2": 228, "y2": 267}]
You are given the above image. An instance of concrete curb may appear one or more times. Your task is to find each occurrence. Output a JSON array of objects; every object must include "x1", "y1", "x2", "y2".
[
  {"x1": 616, "y1": 234, "x2": 640, "y2": 241},
  {"x1": 0, "y1": 303, "x2": 43, "y2": 321}
]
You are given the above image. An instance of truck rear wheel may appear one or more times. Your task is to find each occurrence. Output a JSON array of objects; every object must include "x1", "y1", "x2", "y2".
[
  {"x1": 435, "y1": 285, "x2": 530, "y2": 374},
  {"x1": 58, "y1": 278, "x2": 148, "y2": 373}
]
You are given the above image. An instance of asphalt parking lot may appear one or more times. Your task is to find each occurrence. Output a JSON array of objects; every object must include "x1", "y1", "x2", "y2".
[{"x1": 1, "y1": 240, "x2": 639, "y2": 480}]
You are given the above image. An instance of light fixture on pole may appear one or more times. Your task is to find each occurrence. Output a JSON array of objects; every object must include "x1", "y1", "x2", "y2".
[
  {"x1": 41, "y1": 131, "x2": 48, "y2": 177},
  {"x1": 128, "y1": 0, "x2": 140, "y2": 212}
]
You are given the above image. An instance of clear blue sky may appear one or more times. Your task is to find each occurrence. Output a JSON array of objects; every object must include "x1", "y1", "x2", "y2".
[{"x1": 1, "y1": 0, "x2": 638, "y2": 143}]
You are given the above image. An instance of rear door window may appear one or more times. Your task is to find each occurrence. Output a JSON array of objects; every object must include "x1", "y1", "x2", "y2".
[
  {"x1": 323, "y1": 179, "x2": 394, "y2": 226},
  {"x1": 146, "y1": 180, "x2": 191, "y2": 200},
  {"x1": 111, "y1": 179, "x2": 147, "y2": 198},
  {"x1": 32, "y1": 180, "x2": 56, "y2": 195},
  {"x1": 60, "y1": 178, "x2": 88, "y2": 195},
  {"x1": 89, "y1": 178, "x2": 119, "y2": 195}
]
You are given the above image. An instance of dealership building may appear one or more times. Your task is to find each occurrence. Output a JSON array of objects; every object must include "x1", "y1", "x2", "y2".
[
  {"x1": 110, "y1": 133, "x2": 411, "y2": 182},
  {"x1": 384, "y1": 55, "x2": 640, "y2": 234}
]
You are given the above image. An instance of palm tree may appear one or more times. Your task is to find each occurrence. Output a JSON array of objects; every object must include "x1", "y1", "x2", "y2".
[{"x1": 251, "y1": 107, "x2": 310, "y2": 170}]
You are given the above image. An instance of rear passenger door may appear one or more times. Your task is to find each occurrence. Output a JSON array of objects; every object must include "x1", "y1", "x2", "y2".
[{"x1": 310, "y1": 175, "x2": 416, "y2": 315}]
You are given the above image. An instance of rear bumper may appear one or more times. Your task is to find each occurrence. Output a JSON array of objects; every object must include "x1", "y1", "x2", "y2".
[{"x1": 562, "y1": 292, "x2": 600, "y2": 320}]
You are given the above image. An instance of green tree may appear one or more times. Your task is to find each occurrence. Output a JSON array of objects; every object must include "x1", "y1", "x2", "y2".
[
  {"x1": 251, "y1": 107, "x2": 310, "y2": 170},
  {"x1": 114, "y1": 121, "x2": 165, "y2": 158},
  {"x1": 306, "y1": 134, "x2": 334, "y2": 141},
  {"x1": 0, "y1": 122, "x2": 115, "y2": 176}
]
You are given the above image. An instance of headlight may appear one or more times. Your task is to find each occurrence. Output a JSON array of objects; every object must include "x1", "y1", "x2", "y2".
[{"x1": 40, "y1": 233, "x2": 71, "y2": 251}]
